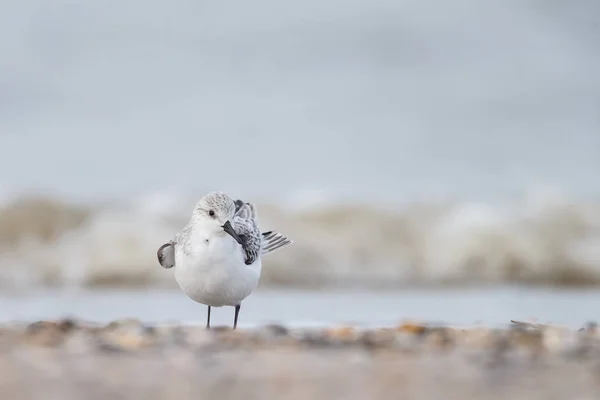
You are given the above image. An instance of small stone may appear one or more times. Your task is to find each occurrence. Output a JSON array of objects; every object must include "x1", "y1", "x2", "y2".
[
  {"x1": 482, "y1": 331, "x2": 514, "y2": 366},
  {"x1": 579, "y1": 321, "x2": 598, "y2": 335},
  {"x1": 215, "y1": 329, "x2": 247, "y2": 346},
  {"x1": 297, "y1": 329, "x2": 335, "y2": 347},
  {"x1": 247, "y1": 324, "x2": 292, "y2": 345},
  {"x1": 147, "y1": 325, "x2": 185, "y2": 347},
  {"x1": 541, "y1": 327, "x2": 568, "y2": 353},
  {"x1": 179, "y1": 327, "x2": 213, "y2": 348},
  {"x1": 510, "y1": 320, "x2": 547, "y2": 331},
  {"x1": 396, "y1": 322, "x2": 427, "y2": 336},
  {"x1": 467, "y1": 329, "x2": 507, "y2": 354},
  {"x1": 325, "y1": 326, "x2": 357, "y2": 343},
  {"x1": 21, "y1": 321, "x2": 66, "y2": 347},
  {"x1": 509, "y1": 330, "x2": 544, "y2": 360},
  {"x1": 262, "y1": 324, "x2": 289, "y2": 337},
  {"x1": 390, "y1": 330, "x2": 423, "y2": 351},
  {"x1": 63, "y1": 329, "x2": 98, "y2": 354},
  {"x1": 543, "y1": 327, "x2": 592, "y2": 358},
  {"x1": 26, "y1": 321, "x2": 55, "y2": 333},
  {"x1": 57, "y1": 318, "x2": 77, "y2": 333},
  {"x1": 424, "y1": 327, "x2": 455, "y2": 351},
  {"x1": 98, "y1": 318, "x2": 156, "y2": 351},
  {"x1": 360, "y1": 329, "x2": 396, "y2": 350},
  {"x1": 104, "y1": 318, "x2": 145, "y2": 331},
  {"x1": 207, "y1": 326, "x2": 232, "y2": 334}
]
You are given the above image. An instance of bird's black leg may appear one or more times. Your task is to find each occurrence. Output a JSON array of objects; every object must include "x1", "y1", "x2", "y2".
[
  {"x1": 206, "y1": 306, "x2": 211, "y2": 329},
  {"x1": 233, "y1": 304, "x2": 241, "y2": 330}
]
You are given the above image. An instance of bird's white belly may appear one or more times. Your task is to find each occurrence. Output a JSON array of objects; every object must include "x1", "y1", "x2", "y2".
[{"x1": 173, "y1": 232, "x2": 261, "y2": 307}]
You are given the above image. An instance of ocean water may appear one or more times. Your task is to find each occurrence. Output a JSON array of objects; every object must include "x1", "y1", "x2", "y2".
[
  {"x1": 0, "y1": 0, "x2": 599, "y2": 291},
  {"x1": 1, "y1": 194, "x2": 600, "y2": 290},
  {"x1": 2, "y1": 288, "x2": 600, "y2": 328}
]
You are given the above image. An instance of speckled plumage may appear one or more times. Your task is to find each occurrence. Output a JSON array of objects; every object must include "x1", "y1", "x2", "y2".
[
  {"x1": 157, "y1": 191, "x2": 293, "y2": 271},
  {"x1": 196, "y1": 191, "x2": 236, "y2": 220},
  {"x1": 232, "y1": 201, "x2": 262, "y2": 265},
  {"x1": 156, "y1": 191, "x2": 294, "y2": 329}
]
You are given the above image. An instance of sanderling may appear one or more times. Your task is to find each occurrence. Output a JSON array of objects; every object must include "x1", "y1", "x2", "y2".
[{"x1": 157, "y1": 191, "x2": 293, "y2": 329}]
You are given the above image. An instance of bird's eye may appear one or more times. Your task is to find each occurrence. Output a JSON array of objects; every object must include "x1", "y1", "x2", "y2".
[{"x1": 209, "y1": 210, "x2": 215, "y2": 217}]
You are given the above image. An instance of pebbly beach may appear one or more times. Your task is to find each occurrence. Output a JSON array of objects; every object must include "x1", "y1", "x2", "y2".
[{"x1": 2, "y1": 318, "x2": 600, "y2": 400}]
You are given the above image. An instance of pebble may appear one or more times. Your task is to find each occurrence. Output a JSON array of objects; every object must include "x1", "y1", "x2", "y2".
[
  {"x1": 97, "y1": 318, "x2": 156, "y2": 351},
  {"x1": 20, "y1": 319, "x2": 77, "y2": 347},
  {"x1": 248, "y1": 324, "x2": 295, "y2": 346},
  {"x1": 423, "y1": 327, "x2": 455, "y2": 351},
  {"x1": 360, "y1": 329, "x2": 397, "y2": 350},
  {"x1": 396, "y1": 321, "x2": 428, "y2": 336},
  {"x1": 325, "y1": 326, "x2": 358, "y2": 344}
]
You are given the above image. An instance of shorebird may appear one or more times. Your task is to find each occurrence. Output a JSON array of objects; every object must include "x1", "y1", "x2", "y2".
[{"x1": 157, "y1": 191, "x2": 293, "y2": 329}]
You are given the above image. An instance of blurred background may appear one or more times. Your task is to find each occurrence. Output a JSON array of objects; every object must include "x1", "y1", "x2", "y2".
[{"x1": 1, "y1": 0, "x2": 599, "y2": 327}]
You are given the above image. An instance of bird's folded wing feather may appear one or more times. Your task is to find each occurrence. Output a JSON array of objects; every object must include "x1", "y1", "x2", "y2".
[
  {"x1": 233, "y1": 200, "x2": 262, "y2": 265},
  {"x1": 233, "y1": 199, "x2": 293, "y2": 261},
  {"x1": 157, "y1": 241, "x2": 175, "y2": 269}
]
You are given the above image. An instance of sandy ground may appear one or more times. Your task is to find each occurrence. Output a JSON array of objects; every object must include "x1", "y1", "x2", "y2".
[{"x1": 2, "y1": 319, "x2": 600, "y2": 400}]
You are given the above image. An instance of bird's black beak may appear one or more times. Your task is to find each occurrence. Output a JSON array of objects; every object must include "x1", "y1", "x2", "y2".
[{"x1": 222, "y1": 220, "x2": 243, "y2": 245}]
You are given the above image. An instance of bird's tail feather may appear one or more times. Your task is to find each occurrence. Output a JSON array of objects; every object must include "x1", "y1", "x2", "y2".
[{"x1": 260, "y1": 231, "x2": 293, "y2": 255}]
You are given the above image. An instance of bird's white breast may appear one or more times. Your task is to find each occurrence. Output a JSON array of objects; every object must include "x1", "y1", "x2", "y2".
[{"x1": 173, "y1": 223, "x2": 262, "y2": 307}]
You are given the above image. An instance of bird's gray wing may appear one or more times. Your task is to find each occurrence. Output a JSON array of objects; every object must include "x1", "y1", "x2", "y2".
[
  {"x1": 233, "y1": 199, "x2": 294, "y2": 260},
  {"x1": 232, "y1": 200, "x2": 262, "y2": 265},
  {"x1": 233, "y1": 199, "x2": 258, "y2": 221},
  {"x1": 234, "y1": 199, "x2": 245, "y2": 214},
  {"x1": 157, "y1": 241, "x2": 175, "y2": 269},
  {"x1": 237, "y1": 221, "x2": 262, "y2": 265}
]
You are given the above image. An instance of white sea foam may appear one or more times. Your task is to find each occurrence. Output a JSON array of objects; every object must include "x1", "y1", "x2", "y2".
[{"x1": 1, "y1": 190, "x2": 600, "y2": 291}]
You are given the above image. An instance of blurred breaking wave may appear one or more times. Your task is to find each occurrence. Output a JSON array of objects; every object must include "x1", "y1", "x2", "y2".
[{"x1": 1, "y1": 190, "x2": 600, "y2": 290}]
